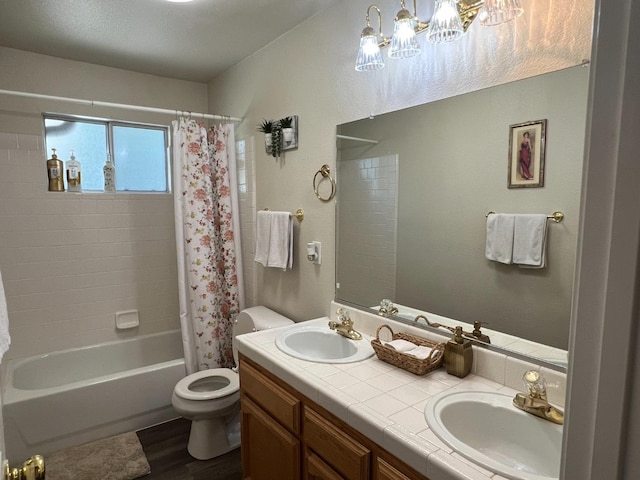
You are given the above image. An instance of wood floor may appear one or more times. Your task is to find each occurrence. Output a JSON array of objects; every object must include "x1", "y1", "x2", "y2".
[{"x1": 136, "y1": 418, "x2": 242, "y2": 480}]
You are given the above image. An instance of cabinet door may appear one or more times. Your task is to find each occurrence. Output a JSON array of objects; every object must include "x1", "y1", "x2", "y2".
[
  {"x1": 376, "y1": 458, "x2": 413, "y2": 480},
  {"x1": 240, "y1": 359, "x2": 301, "y2": 433},
  {"x1": 304, "y1": 406, "x2": 370, "y2": 480},
  {"x1": 241, "y1": 396, "x2": 300, "y2": 480},
  {"x1": 306, "y1": 450, "x2": 344, "y2": 480}
]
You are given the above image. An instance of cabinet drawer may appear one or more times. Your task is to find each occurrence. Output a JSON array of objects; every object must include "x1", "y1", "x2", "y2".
[
  {"x1": 240, "y1": 359, "x2": 301, "y2": 434},
  {"x1": 376, "y1": 458, "x2": 413, "y2": 480},
  {"x1": 304, "y1": 406, "x2": 370, "y2": 480},
  {"x1": 306, "y1": 450, "x2": 344, "y2": 480}
]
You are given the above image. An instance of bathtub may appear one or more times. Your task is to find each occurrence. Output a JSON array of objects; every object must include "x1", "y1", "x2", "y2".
[{"x1": 2, "y1": 329, "x2": 186, "y2": 462}]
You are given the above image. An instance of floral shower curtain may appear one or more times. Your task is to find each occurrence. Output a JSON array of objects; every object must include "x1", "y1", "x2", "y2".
[{"x1": 173, "y1": 119, "x2": 245, "y2": 374}]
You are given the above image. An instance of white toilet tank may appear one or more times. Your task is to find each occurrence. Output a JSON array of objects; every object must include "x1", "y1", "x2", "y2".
[{"x1": 232, "y1": 306, "x2": 293, "y2": 363}]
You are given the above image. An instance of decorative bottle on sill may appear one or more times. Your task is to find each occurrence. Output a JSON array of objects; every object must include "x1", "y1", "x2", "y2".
[
  {"x1": 46, "y1": 148, "x2": 65, "y2": 192},
  {"x1": 66, "y1": 150, "x2": 82, "y2": 193},
  {"x1": 103, "y1": 153, "x2": 116, "y2": 192}
]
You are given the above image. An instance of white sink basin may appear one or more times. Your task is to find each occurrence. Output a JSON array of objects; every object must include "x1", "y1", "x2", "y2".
[
  {"x1": 425, "y1": 390, "x2": 563, "y2": 480},
  {"x1": 275, "y1": 325, "x2": 374, "y2": 363}
]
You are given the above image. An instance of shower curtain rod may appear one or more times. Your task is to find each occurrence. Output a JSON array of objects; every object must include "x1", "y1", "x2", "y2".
[{"x1": 0, "y1": 88, "x2": 243, "y2": 123}]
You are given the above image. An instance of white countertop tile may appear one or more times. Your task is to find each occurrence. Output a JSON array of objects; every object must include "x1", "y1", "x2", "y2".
[{"x1": 363, "y1": 392, "x2": 410, "y2": 418}]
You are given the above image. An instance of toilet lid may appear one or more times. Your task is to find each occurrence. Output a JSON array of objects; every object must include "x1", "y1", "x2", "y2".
[{"x1": 174, "y1": 368, "x2": 239, "y2": 401}]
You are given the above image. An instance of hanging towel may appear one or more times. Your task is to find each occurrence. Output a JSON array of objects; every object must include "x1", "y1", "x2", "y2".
[
  {"x1": 254, "y1": 210, "x2": 272, "y2": 267},
  {"x1": 254, "y1": 211, "x2": 294, "y2": 270},
  {"x1": 485, "y1": 213, "x2": 515, "y2": 264},
  {"x1": 0, "y1": 269, "x2": 11, "y2": 361},
  {"x1": 513, "y1": 214, "x2": 548, "y2": 268},
  {"x1": 267, "y1": 211, "x2": 293, "y2": 270}
]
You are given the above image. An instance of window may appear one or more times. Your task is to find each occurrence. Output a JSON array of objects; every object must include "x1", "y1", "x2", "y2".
[{"x1": 43, "y1": 114, "x2": 170, "y2": 192}]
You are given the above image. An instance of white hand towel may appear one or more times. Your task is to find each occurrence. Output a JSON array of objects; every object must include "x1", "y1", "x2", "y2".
[
  {"x1": 267, "y1": 211, "x2": 293, "y2": 270},
  {"x1": 513, "y1": 214, "x2": 548, "y2": 268},
  {"x1": 254, "y1": 210, "x2": 272, "y2": 267},
  {"x1": 405, "y1": 345, "x2": 436, "y2": 360},
  {"x1": 0, "y1": 269, "x2": 11, "y2": 361},
  {"x1": 384, "y1": 339, "x2": 417, "y2": 352},
  {"x1": 485, "y1": 214, "x2": 515, "y2": 264}
]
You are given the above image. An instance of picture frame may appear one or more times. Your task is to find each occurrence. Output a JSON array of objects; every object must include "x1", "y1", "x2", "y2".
[
  {"x1": 508, "y1": 119, "x2": 547, "y2": 188},
  {"x1": 281, "y1": 115, "x2": 298, "y2": 152},
  {"x1": 263, "y1": 115, "x2": 299, "y2": 155}
]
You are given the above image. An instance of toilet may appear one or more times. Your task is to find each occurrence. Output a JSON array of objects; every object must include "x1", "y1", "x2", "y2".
[{"x1": 171, "y1": 306, "x2": 293, "y2": 460}]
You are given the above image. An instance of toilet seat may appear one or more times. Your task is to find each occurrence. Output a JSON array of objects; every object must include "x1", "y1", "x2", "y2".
[{"x1": 174, "y1": 368, "x2": 239, "y2": 401}]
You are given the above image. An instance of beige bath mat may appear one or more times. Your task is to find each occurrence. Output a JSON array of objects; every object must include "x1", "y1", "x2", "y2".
[{"x1": 45, "y1": 432, "x2": 150, "y2": 480}]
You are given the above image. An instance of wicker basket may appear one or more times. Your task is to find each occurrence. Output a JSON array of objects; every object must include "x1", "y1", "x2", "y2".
[{"x1": 371, "y1": 324, "x2": 445, "y2": 375}]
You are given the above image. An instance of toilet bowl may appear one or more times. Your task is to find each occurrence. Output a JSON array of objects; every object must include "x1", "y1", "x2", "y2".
[{"x1": 171, "y1": 306, "x2": 293, "y2": 460}]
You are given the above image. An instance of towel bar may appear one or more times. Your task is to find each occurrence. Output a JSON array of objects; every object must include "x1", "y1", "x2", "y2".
[
  {"x1": 485, "y1": 211, "x2": 564, "y2": 223},
  {"x1": 263, "y1": 208, "x2": 304, "y2": 222}
]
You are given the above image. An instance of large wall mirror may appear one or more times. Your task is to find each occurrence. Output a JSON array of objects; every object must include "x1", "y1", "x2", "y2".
[{"x1": 336, "y1": 65, "x2": 590, "y2": 366}]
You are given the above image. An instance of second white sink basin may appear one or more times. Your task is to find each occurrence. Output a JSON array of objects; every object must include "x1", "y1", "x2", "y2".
[
  {"x1": 275, "y1": 325, "x2": 374, "y2": 363},
  {"x1": 425, "y1": 390, "x2": 563, "y2": 480}
]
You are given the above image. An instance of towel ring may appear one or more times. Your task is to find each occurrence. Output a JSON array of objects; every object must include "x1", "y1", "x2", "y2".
[{"x1": 313, "y1": 164, "x2": 335, "y2": 202}]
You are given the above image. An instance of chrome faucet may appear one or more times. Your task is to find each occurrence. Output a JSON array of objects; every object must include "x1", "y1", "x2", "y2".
[
  {"x1": 513, "y1": 370, "x2": 564, "y2": 425},
  {"x1": 328, "y1": 308, "x2": 362, "y2": 340}
]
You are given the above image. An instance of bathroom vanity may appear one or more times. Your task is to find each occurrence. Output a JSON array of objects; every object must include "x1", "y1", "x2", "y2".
[
  {"x1": 236, "y1": 309, "x2": 567, "y2": 480},
  {"x1": 240, "y1": 355, "x2": 427, "y2": 480}
]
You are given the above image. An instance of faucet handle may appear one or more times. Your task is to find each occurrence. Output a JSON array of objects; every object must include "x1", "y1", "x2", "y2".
[
  {"x1": 522, "y1": 370, "x2": 547, "y2": 399},
  {"x1": 337, "y1": 307, "x2": 350, "y2": 322}
]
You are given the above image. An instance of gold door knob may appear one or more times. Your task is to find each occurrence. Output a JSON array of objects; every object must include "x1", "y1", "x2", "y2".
[{"x1": 4, "y1": 455, "x2": 45, "y2": 480}]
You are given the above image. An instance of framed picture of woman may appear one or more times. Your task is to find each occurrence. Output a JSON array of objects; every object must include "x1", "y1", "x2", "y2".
[{"x1": 508, "y1": 119, "x2": 547, "y2": 188}]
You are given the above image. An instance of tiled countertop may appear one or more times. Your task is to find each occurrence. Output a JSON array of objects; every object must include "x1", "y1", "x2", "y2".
[{"x1": 236, "y1": 306, "x2": 566, "y2": 480}]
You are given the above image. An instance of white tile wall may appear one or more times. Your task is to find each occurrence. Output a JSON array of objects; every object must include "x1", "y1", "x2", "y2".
[
  {"x1": 236, "y1": 136, "x2": 257, "y2": 308},
  {"x1": 337, "y1": 155, "x2": 398, "y2": 306},
  {"x1": 0, "y1": 132, "x2": 179, "y2": 359}
]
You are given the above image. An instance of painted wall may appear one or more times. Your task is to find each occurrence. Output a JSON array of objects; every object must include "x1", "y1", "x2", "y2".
[
  {"x1": 206, "y1": 0, "x2": 593, "y2": 321},
  {"x1": 0, "y1": 47, "x2": 208, "y2": 359}
]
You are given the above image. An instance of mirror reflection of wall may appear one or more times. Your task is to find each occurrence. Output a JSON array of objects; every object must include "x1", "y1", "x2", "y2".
[{"x1": 337, "y1": 65, "x2": 590, "y2": 351}]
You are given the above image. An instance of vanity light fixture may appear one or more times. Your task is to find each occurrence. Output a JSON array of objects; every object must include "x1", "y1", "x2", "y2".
[
  {"x1": 354, "y1": 0, "x2": 524, "y2": 71},
  {"x1": 355, "y1": 5, "x2": 386, "y2": 71},
  {"x1": 389, "y1": 2, "x2": 421, "y2": 59},
  {"x1": 479, "y1": 0, "x2": 524, "y2": 26},
  {"x1": 427, "y1": 0, "x2": 464, "y2": 44}
]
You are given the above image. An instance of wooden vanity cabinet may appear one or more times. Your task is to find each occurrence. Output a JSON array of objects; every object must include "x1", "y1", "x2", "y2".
[
  {"x1": 241, "y1": 395, "x2": 301, "y2": 480},
  {"x1": 239, "y1": 360, "x2": 301, "y2": 479},
  {"x1": 239, "y1": 355, "x2": 430, "y2": 480},
  {"x1": 375, "y1": 458, "x2": 414, "y2": 480},
  {"x1": 303, "y1": 406, "x2": 370, "y2": 479},
  {"x1": 305, "y1": 450, "x2": 344, "y2": 480}
]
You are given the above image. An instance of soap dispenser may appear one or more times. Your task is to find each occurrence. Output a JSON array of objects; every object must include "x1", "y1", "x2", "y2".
[
  {"x1": 103, "y1": 153, "x2": 116, "y2": 192},
  {"x1": 444, "y1": 326, "x2": 473, "y2": 378},
  {"x1": 46, "y1": 148, "x2": 65, "y2": 192},
  {"x1": 66, "y1": 150, "x2": 82, "y2": 193}
]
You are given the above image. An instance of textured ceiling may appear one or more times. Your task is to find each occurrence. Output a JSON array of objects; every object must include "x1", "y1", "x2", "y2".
[{"x1": 0, "y1": 0, "x2": 336, "y2": 83}]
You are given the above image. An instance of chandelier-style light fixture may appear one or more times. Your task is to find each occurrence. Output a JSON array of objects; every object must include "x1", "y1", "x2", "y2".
[{"x1": 355, "y1": 0, "x2": 524, "y2": 71}]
